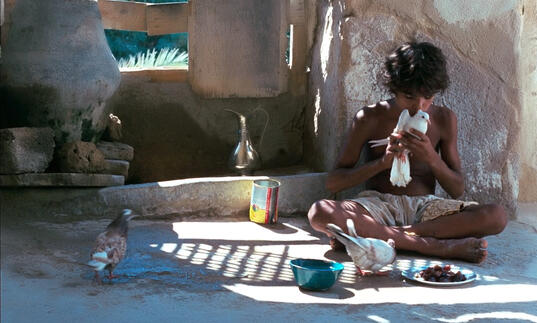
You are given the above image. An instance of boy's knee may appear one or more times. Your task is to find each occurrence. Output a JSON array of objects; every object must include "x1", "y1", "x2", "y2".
[
  {"x1": 307, "y1": 199, "x2": 327, "y2": 220},
  {"x1": 307, "y1": 199, "x2": 333, "y2": 226}
]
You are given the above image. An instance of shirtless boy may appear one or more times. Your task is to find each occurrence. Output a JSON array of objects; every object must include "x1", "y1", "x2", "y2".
[{"x1": 308, "y1": 41, "x2": 507, "y2": 263}]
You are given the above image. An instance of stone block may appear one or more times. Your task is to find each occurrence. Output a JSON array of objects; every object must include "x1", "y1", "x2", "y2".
[
  {"x1": 102, "y1": 159, "x2": 129, "y2": 177},
  {"x1": 0, "y1": 127, "x2": 55, "y2": 174},
  {"x1": 96, "y1": 141, "x2": 134, "y2": 161},
  {"x1": 56, "y1": 141, "x2": 105, "y2": 173}
]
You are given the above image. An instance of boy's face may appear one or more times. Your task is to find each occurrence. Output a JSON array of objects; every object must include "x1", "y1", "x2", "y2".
[{"x1": 394, "y1": 90, "x2": 435, "y2": 114}]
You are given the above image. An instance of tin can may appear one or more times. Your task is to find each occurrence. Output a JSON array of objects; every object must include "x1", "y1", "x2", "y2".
[{"x1": 249, "y1": 179, "x2": 280, "y2": 224}]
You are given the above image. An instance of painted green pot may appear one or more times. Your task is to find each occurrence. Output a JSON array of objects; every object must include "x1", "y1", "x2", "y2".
[{"x1": 290, "y1": 258, "x2": 344, "y2": 291}]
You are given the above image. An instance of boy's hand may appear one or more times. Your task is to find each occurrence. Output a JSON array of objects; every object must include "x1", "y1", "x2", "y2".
[
  {"x1": 389, "y1": 132, "x2": 406, "y2": 154},
  {"x1": 400, "y1": 129, "x2": 436, "y2": 164},
  {"x1": 380, "y1": 133, "x2": 403, "y2": 168}
]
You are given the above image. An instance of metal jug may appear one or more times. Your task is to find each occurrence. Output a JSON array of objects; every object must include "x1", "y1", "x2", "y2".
[{"x1": 225, "y1": 108, "x2": 269, "y2": 175}]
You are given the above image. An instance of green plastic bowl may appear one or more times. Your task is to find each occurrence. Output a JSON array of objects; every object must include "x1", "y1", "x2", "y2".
[{"x1": 290, "y1": 258, "x2": 344, "y2": 291}]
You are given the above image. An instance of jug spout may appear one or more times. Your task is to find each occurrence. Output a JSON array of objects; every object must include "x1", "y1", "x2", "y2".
[
  {"x1": 225, "y1": 109, "x2": 261, "y2": 175},
  {"x1": 225, "y1": 109, "x2": 247, "y2": 134}
]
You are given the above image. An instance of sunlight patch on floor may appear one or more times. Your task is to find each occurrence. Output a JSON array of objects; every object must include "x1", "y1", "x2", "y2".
[
  {"x1": 367, "y1": 315, "x2": 390, "y2": 323},
  {"x1": 172, "y1": 221, "x2": 319, "y2": 241},
  {"x1": 148, "y1": 219, "x2": 529, "y2": 305},
  {"x1": 149, "y1": 237, "x2": 512, "y2": 292},
  {"x1": 222, "y1": 283, "x2": 537, "y2": 305},
  {"x1": 162, "y1": 241, "x2": 310, "y2": 281},
  {"x1": 432, "y1": 311, "x2": 537, "y2": 322}
]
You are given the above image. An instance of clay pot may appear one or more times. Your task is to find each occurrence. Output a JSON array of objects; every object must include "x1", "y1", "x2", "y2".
[{"x1": 0, "y1": 0, "x2": 121, "y2": 145}]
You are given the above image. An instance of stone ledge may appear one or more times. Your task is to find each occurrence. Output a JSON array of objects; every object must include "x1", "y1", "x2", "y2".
[
  {"x1": 0, "y1": 173, "x2": 328, "y2": 218},
  {"x1": 96, "y1": 141, "x2": 134, "y2": 161},
  {"x1": 0, "y1": 173, "x2": 125, "y2": 187},
  {"x1": 103, "y1": 159, "x2": 130, "y2": 177}
]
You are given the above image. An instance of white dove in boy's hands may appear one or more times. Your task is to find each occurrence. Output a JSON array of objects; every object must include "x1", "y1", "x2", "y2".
[
  {"x1": 368, "y1": 109, "x2": 430, "y2": 187},
  {"x1": 369, "y1": 109, "x2": 429, "y2": 146}
]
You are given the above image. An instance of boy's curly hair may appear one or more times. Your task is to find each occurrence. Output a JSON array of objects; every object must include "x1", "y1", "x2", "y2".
[{"x1": 384, "y1": 42, "x2": 450, "y2": 95}]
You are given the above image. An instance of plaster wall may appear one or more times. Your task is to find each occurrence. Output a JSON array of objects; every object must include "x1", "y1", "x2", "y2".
[
  {"x1": 306, "y1": 0, "x2": 535, "y2": 213},
  {"x1": 304, "y1": 1, "x2": 346, "y2": 173},
  {"x1": 519, "y1": 0, "x2": 537, "y2": 202},
  {"x1": 107, "y1": 75, "x2": 304, "y2": 183},
  {"x1": 105, "y1": 1, "x2": 319, "y2": 184}
]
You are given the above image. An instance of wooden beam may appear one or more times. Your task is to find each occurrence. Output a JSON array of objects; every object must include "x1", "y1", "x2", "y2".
[
  {"x1": 1, "y1": 0, "x2": 17, "y2": 46},
  {"x1": 121, "y1": 68, "x2": 188, "y2": 83},
  {"x1": 146, "y1": 2, "x2": 189, "y2": 35},
  {"x1": 289, "y1": 24, "x2": 307, "y2": 96},
  {"x1": 1, "y1": 0, "x2": 5, "y2": 26},
  {"x1": 289, "y1": 0, "x2": 307, "y2": 96},
  {"x1": 98, "y1": 0, "x2": 146, "y2": 32},
  {"x1": 289, "y1": 0, "x2": 305, "y2": 25}
]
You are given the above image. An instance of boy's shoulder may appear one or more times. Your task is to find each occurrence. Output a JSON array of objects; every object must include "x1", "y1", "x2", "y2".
[
  {"x1": 428, "y1": 104, "x2": 457, "y2": 123},
  {"x1": 356, "y1": 101, "x2": 391, "y2": 120}
]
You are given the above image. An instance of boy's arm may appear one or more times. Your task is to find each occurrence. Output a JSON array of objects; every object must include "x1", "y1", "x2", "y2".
[
  {"x1": 325, "y1": 109, "x2": 394, "y2": 193},
  {"x1": 403, "y1": 109, "x2": 464, "y2": 198}
]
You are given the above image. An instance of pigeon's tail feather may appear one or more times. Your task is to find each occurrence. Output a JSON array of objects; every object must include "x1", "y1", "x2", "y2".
[
  {"x1": 88, "y1": 259, "x2": 107, "y2": 271},
  {"x1": 368, "y1": 138, "x2": 389, "y2": 148},
  {"x1": 326, "y1": 223, "x2": 368, "y2": 250},
  {"x1": 326, "y1": 223, "x2": 353, "y2": 244},
  {"x1": 346, "y1": 219, "x2": 358, "y2": 238},
  {"x1": 326, "y1": 223, "x2": 348, "y2": 239},
  {"x1": 88, "y1": 251, "x2": 112, "y2": 271},
  {"x1": 390, "y1": 152, "x2": 411, "y2": 187},
  {"x1": 344, "y1": 219, "x2": 369, "y2": 250},
  {"x1": 390, "y1": 157, "x2": 404, "y2": 187}
]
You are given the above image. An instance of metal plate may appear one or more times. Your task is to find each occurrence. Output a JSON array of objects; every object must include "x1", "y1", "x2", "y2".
[{"x1": 402, "y1": 266, "x2": 477, "y2": 286}]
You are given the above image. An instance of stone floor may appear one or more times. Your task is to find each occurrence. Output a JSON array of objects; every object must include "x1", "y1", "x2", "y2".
[{"x1": 1, "y1": 204, "x2": 537, "y2": 322}]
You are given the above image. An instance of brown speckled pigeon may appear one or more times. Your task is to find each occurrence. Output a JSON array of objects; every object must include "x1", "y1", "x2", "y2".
[{"x1": 88, "y1": 209, "x2": 137, "y2": 283}]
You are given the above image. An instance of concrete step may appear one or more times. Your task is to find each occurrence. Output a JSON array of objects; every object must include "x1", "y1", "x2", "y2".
[{"x1": 0, "y1": 173, "x2": 329, "y2": 219}]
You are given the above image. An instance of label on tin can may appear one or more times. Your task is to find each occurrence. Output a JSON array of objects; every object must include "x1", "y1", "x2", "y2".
[{"x1": 249, "y1": 179, "x2": 280, "y2": 224}]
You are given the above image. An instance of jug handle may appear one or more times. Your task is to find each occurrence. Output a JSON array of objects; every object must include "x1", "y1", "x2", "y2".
[{"x1": 250, "y1": 107, "x2": 270, "y2": 150}]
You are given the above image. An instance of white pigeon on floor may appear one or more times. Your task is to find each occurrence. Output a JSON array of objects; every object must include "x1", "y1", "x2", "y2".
[
  {"x1": 368, "y1": 109, "x2": 430, "y2": 187},
  {"x1": 326, "y1": 219, "x2": 396, "y2": 275}
]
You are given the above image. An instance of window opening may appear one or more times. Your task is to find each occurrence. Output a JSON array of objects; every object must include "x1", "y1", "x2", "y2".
[
  {"x1": 286, "y1": 24, "x2": 293, "y2": 68},
  {"x1": 105, "y1": 30, "x2": 188, "y2": 70},
  {"x1": 103, "y1": 0, "x2": 188, "y2": 71}
]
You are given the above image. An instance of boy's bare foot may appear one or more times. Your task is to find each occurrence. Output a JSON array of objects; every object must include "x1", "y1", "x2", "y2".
[
  {"x1": 435, "y1": 238, "x2": 488, "y2": 263},
  {"x1": 329, "y1": 237, "x2": 346, "y2": 252}
]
